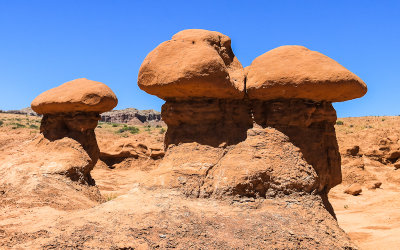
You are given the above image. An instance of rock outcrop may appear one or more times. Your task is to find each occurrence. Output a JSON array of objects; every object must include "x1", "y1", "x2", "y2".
[
  {"x1": 0, "y1": 78, "x2": 117, "y2": 210},
  {"x1": 31, "y1": 78, "x2": 118, "y2": 183},
  {"x1": 139, "y1": 34, "x2": 367, "y2": 200},
  {"x1": 137, "y1": 30, "x2": 368, "y2": 247},
  {"x1": 138, "y1": 29, "x2": 251, "y2": 148}
]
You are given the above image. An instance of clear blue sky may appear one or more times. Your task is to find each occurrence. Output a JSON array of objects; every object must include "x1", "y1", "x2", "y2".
[{"x1": 0, "y1": 0, "x2": 399, "y2": 117}]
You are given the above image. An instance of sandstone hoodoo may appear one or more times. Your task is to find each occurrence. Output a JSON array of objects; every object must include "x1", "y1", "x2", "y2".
[
  {"x1": 31, "y1": 78, "x2": 118, "y2": 183},
  {"x1": 138, "y1": 29, "x2": 251, "y2": 147},
  {"x1": 136, "y1": 34, "x2": 367, "y2": 247},
  {"x1": 246, "y1": 45, "x2": 368, "y2": 195}
]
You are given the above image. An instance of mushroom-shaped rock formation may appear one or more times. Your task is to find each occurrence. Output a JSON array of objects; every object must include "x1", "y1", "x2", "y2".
[
  {"x1": 246, "y1": 45, "x2": 367, "y2": 194},
  {"x1": 138, "y1": 29, "x2": 251, "y2": 147},
  {"x1": 31, "y1": 78, "x2": 118, "y2": 183},
  {"x1": 134, "y1": 39, "x2": 365, "y2": 247}
]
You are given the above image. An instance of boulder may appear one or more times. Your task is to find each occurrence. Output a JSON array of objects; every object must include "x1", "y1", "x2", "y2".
[
  {"x1": 367, "y1": 181, "x2": 382, "y2": 189},
  {"x1": 346, "y1": 145, "x2": 360, "y2": 156},
  {"x1": 344, "y1": 184, "x2": 362, "y2": 195},
  {"x1": 246, "y1": 45, "x2": 367, "y2": 102},
  {"x1": 31, "y1": 78, "x2": 117, "y2": 114},
  {"x1": 138, "y1": 29, "x2": 245, "y2": 100}
]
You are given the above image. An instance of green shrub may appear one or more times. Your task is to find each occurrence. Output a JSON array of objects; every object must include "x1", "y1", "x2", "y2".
[
  {"x1": 0, "y1": 120, "x2": 3, "y2": 126},
  {"x1": 97, "y1": 125, "x2": 102, "y2": 128},
  {"x1": 336, "y1": 121, "x2": 344, "y2": 125},
  {"x1": 382, "y1": 118, "x2": 385, "y2": 121},
  {"x1": 117, "y1": 126, "x2": 139, "y2": 134},
  {"x1": 29, "y1": 124, "x2": 39, "y2": 129},
  {"x1": 11, "y1": 123, "x2": 25, "y2": 129},
  {"x1": 112, "y1": 123, "x2": 119, "y2": 127},
  {"x1": 159, "y1": 128, "x2": 166, "y2": 134}
]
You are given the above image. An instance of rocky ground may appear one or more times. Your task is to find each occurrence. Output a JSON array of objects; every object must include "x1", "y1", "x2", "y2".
[{"x1": 0, "y1": 113, "x2": 399, "y2": 249}]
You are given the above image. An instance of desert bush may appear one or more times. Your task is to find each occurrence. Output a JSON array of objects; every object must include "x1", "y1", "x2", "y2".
[
  {"x1": 0, "y1": 120, "x2": 3, "y2": 126},
  {"x1": 336, "y1": 121, "x2": 344, "y2": 125},
  {"x1": 112, "y1": 123, "x2": 119, "y2": 127},
  {"x1": 29, "y1": 124, "x2": 39, "y2": 129},
  {"x1": 159, "y1": 128, "x2": 166, "y2": 134},
  {"x1": 11, "y1": 123, "x2": 26, "y2": 129},
  {"x1": 104, "y1": 193, "x2": 119, "y2": 201},
  {"x1": 349, "y1": 124, "x2": 354, "y2": 128},
  {"x1": 117, "y1": 126, "x2": 139, "y2": 134}
]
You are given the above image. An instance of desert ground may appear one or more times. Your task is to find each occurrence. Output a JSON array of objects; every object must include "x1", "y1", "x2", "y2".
[{"x1": 0, "y1": 113, "x2": 399, "y2": 248}]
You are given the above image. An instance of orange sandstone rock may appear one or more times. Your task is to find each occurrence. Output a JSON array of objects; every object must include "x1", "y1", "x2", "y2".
[
  {"x1": 31, "y1": 78, "x2": 117, "y2": 114},
  {"x1": 138, "y1": 29, "x2": 245, "y2": 100},
  {"x1": 246, "y1": 45, "x2": 367, "y2": 102},
  {"x1": 344, "y1": 183, "x2": 362, "y2": 195}
]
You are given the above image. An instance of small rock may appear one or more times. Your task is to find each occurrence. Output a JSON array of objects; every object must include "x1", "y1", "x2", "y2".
[
  {"x1": 394, "y1": 160, "x2": 400, "y2": 170},
  {"x1": 344, "y1": 184, "x2": 362, "y2": 196},
  {"x1": 159, "y1": 234, "x2": 167, "y2": 238},
  {"x1": 367, "y1": 181, "x2": 382, "y2": 189},
  {"x1": 346, "y1": 146, "x2": 360, "y2": 156}
]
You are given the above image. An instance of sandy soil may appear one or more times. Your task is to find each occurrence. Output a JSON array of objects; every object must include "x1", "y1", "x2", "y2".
[{"x1": 328, "y1": 116, "x2": 400, "y2": 249}]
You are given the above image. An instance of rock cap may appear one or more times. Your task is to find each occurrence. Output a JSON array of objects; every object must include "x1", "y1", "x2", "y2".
[
  {"x1": 138, "y1": 29, "x2": 245, "y2": 100},
  {"x1": 31, "y1": 78, "x2": 118, "y2": 114},
  {"x1": 246, "y1": 45, "x2": 367, "y2": 102}
]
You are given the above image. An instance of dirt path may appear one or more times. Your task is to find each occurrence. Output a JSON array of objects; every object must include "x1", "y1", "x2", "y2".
[{"x1": 330, "y1": 164, "x2": 400, "y2": 249}]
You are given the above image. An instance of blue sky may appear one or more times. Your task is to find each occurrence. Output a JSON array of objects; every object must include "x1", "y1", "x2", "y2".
[{"x1": 0, "y1": 0, "x2": 399, "y2": 117}]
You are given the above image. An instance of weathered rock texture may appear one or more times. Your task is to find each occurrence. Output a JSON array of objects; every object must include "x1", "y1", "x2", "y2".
[
  {"x1": 98, "y1": 136, "x2": 164, "y2": 169},
  {"x1": 162, "y1": 98, "x2": 252, "y2": 147},
  {"x1": 39, "y1": 112, "x2": 101, "y2": 183},
  {"x1": 251, "y1": 99, "x2": 341, "y2": 192}
]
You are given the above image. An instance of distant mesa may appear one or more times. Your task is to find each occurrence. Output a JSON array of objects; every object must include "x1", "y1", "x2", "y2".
[
  {"x1": 3, "y1": 107, "x2": 163, "y2": 126},
  {"x1": 100, "y1": 108, "x2": 163, "y2": 126}
]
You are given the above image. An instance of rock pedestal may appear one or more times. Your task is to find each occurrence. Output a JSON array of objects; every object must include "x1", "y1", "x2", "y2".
[
  {"x1": 252, "y1": 99, "x2": 341, "y2": 192},
  {"x1": 162, "y1": 98, "x2": 252, "y2": 148}
]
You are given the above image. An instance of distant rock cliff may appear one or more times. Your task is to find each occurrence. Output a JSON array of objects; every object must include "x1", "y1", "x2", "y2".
[
  {"x1": 100, "y1": 108, "x2": 164, "y2": 126},
  {"x1": 2, "y1": 107, "x2": 164, "y2": 126},
  {"x1": 2, "y1": 107, "x2": 40, "y2": 116}
]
